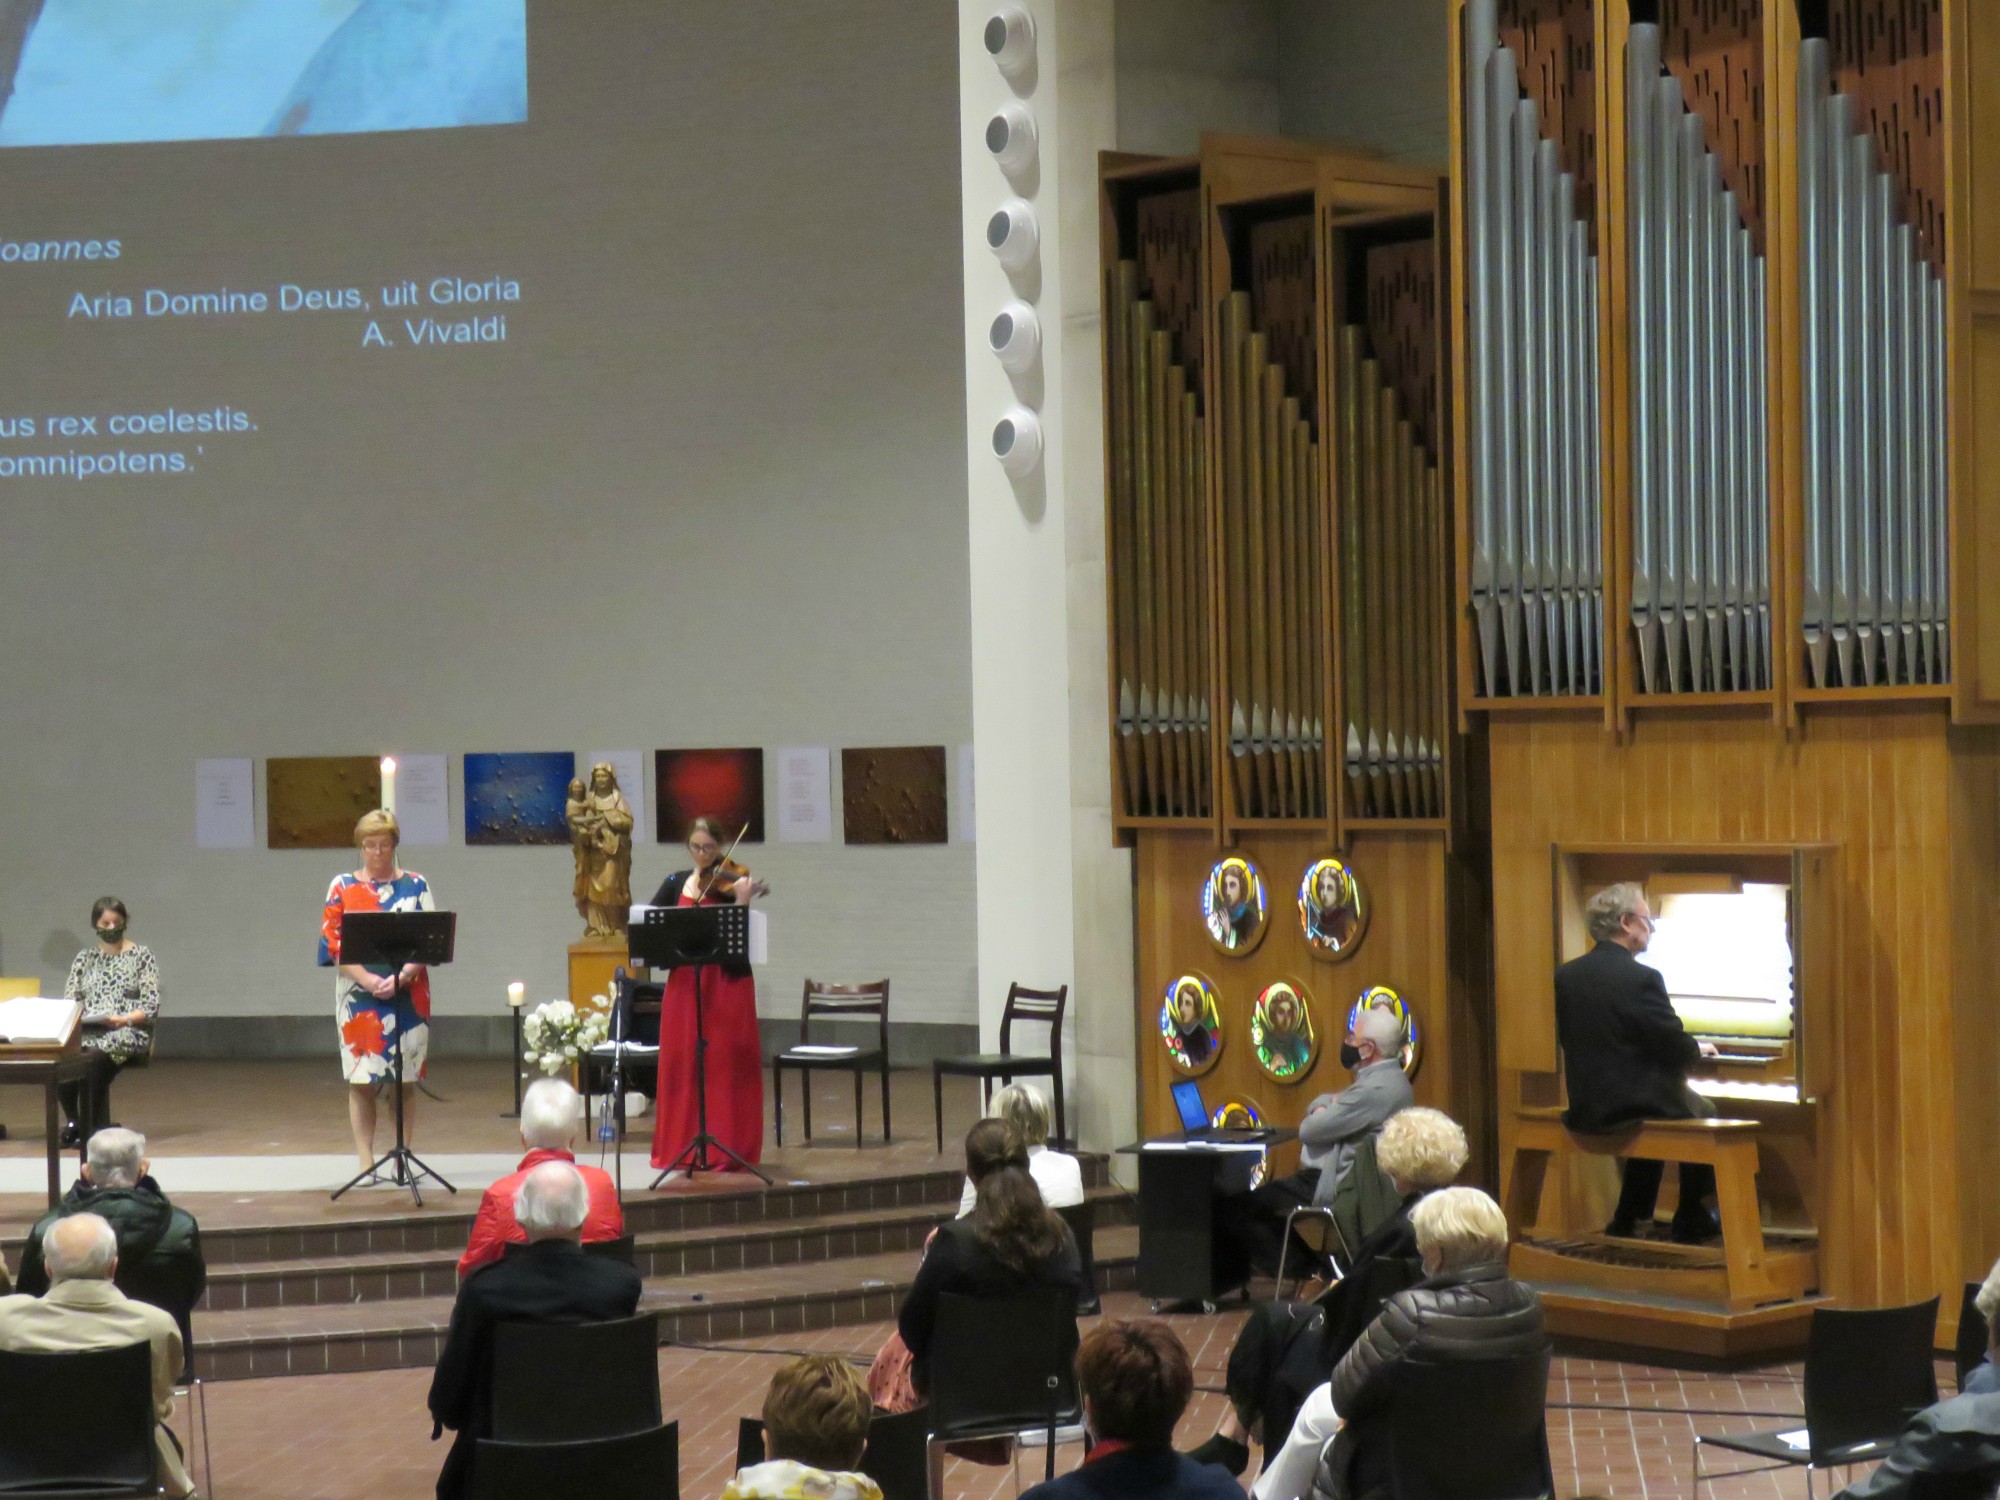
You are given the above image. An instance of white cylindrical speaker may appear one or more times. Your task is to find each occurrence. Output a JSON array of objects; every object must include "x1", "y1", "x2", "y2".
[
  {"x1": 988, "y1": 300, "x2": 1041, "y2": 375},
  {"x1": 986, "y1": 198, "x2": 1039, "y2": 272},
  {"x1": 985, "y1": 101, "x2": 1038, "y2": 178},
  {"x1": 993, "y1": 406, "x2": 1043, "y2": 477},
  {"x1": 983, "y1": 5, "x2": 1036, "y2": 78}
]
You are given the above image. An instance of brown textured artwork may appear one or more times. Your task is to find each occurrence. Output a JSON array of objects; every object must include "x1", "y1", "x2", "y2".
[
  {"x1": 1827, "y1": 0, "x2": 1944, "y2": 269},
  {"x1": 1658, "y1": 0, "x2": 1767, "y2": 254},
  {"x1": 841, "y1": 746, "x2": 948, "y2": 845},
  {"x1": 1135, "y1": 188, "x2": 1204, "y2": 394},
  {"x1": 1365, "y1": 239, "x2": 1439, "y2": 456},
  {"x1": 1497, "y1": 0, "x2": 1598, "y2": 248},
  {"x1": 266, "y1": 756, "x2": 382, "y2": 850},
  {"x1": 1248, "y1": 214, "x2": 1318, "y2": 416}
]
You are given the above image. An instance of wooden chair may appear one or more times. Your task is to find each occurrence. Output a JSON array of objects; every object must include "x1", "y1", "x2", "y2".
[
  {"x1": 771, "y1": 980, "x2": 891, "y2": 1147},
  {"x1": 931, "y1": 984, "x2": 1068, "y2": 1152}
]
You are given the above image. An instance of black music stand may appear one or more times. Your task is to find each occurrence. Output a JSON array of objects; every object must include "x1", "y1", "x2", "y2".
[
  {"x1": 634, "y1": 904, "x2": 770, "y2": 1186},
  {"x1": 331, "y1": 910, "x2": 458, "y2": 1206}
]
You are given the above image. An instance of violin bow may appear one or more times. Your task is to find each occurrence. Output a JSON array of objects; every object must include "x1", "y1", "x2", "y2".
[{"x1": 692, "y1": 821, "x2": 752, "y2": 902}]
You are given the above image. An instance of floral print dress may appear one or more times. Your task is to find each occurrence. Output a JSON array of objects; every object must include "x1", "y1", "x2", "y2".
[
  {"x1": 63, "y1": 945, "x2": 161, "y2": 1062},
  {"x1": 319, "y1": 870, "x2": 434, "y2": 1083}
]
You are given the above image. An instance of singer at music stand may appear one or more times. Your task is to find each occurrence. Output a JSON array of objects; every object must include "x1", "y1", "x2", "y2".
[
  {"x1": 634, "y1": 904, "x2": 771, "y2": 1185},
  {"x1": 332, "y1": 910, "x2": 458, "y2": 1205}
]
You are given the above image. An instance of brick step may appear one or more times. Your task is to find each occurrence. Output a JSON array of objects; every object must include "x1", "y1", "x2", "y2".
[
  {"x1": 193, "y1": 1225, "x2": 1140, "y2": 1383},
  {"x1": 198, "y1": 1187, "x2": 1137, "y2": 1314}
]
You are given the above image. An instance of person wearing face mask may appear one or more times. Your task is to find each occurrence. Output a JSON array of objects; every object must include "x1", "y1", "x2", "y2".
[
  {"x1": 1214, "y1": 1004, "x2": 1413, "y2": 1290},
  {"x1": 58, "y1": 897, "x2": 161, "y2": 1147}
]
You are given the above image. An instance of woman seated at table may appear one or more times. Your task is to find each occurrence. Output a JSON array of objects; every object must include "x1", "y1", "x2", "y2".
[
  {"x1": 59, "y1": 897, "x2": 161, "y2": 1145},
  {"x1": 1255, "y1": 1187, "x2": 1546, "y2": 1500},
  {"x1": 875, "y1": 1117, "x2": 1083, "y2": 1411},
  {"x1": 957, "y1": 1083, "x2": 1084, "y2": 1217}
]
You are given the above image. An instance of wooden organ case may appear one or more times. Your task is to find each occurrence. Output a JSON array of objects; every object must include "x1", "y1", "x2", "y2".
[
  {"x1": 1448, "y1": 0, "x2": 2000, "y2": 1355},
  {"x1": 1104, "y1": 137, "x2": 1497, "y2": 1181}
]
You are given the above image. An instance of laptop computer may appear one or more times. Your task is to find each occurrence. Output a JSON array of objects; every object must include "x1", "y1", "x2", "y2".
[{"x1": 1170, "y1": 1078, "x2": 1272, "y2": 1144}]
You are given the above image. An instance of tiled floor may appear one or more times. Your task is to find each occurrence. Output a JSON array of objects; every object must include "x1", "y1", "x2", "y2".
[{"x1": 188, "y1": 1292, "x2": 1890, "y2": 1500}]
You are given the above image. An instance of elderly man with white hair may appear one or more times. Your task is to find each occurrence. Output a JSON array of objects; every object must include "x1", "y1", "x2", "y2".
[
  {"x1": 1555, "y1": 880, "x2": 1722, "y2": 1242},
  {"x1": 457, "y1": 1077, "x2": 624, "y2": 1277},
  {"x1": 1217, "y1": 1002, "x2": 1414, "y2": 1289},
  {"x1": 428, "y1": 1160, "x2": 643, "y2": 1500},
  {"x1": 0, "y1": 1212, "x2": 193, "y2": 1497},
  {"x1": 16, "y1": 1127, "x2": 206, "y2": 1346}
]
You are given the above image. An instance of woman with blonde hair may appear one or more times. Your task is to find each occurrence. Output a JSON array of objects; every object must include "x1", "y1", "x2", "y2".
[
  {"x1": 1189, "y1": 1106, "x2": 1470, "y2": 1478},
  {"x1": 319, "y1": 808, "x2": 437, "y2": 1174},
  {"x1": 956, "y1": 1083, "x2": 1083, "y2": 1216}
]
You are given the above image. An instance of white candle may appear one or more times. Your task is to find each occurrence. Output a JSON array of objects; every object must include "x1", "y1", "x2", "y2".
[
  {"x1": 380, "y1": 756, "x2": 398, "y2": 816},
  {"x1": 507, "y1": 982, "x2": 525, "y2": 1009}
]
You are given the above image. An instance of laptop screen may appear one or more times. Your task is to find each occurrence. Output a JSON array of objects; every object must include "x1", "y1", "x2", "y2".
[{"x1": 1171, "y1": 1079, "x2": 1208, "y2": 1133}]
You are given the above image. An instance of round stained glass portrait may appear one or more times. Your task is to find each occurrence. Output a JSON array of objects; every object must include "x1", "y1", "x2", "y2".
[
  {"x1": 1202, "y1": 856, "x2": 1268, "y2": 956},
  {"x1": 1160, "y1": 973, "x2": 1223, "y2": 1075},
  {"x1": 1251, "y1": 980, "x2": 1318, "y2": 1083},
  {"x1": 1210, "y1": 1098, "x2": 1270, "y2": 1187},
  {"x1": 1298, "y1": 856, "x2": 1368, "y2": 959},
  {"x1": 1347, "y1": 985, "x2": 1420, "y2": 1075}
]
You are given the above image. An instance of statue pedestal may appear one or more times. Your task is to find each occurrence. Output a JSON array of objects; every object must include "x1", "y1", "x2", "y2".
[{"x1": 568, "y1": 937, "x2": 644, "y2": 1020}]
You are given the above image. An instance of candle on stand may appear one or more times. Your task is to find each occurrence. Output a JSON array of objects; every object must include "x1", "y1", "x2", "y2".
[
  {"x1": 380, "y1": 756, "x2": 398, "y2": 816},
  {"x1": 504, "y1": 981, "x2": 527, "y2": 1118},
  {"x1": 507, "y1": 982, "x2": 525, "y2": 1009}
]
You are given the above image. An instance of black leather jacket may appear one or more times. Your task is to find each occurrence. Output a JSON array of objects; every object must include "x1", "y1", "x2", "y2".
[
  {"x1": 1835, "y1": 1392, "x2": 2000, "y2": 1499},
  {"x1": 1313, "y1": 1262, "x2": 1548, "y2": 1500}
]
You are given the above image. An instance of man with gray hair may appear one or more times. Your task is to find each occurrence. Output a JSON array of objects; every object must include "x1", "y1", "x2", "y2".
[
  {"x1": 1556, "y1": 881, "x2": 1722, "y2": 1242},
  {"x1": 1217, "y1": 1001, "x2": 1414, "y2": 1288},
  {"x1": 428, "y1": 1161, "x2": 642, "y2": 1500},
  {"x1": 457, "y1": 1077, "x2": 624, "y2": 1277},
  {"x1": 16, "y1": 1127, "x2": 206, "y2": 1347},
  {"x1": 0, "y1": 1213, "x2": 193, "y2": 1496}
]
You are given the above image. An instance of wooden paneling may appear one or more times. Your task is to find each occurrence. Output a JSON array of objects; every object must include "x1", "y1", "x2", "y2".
[
  {"x1": 1136, "y1": 826, "x2": 1494, "y2": 1181},
  {"x1": 1659, "y1": 0, "x2": 1767, "y2": 252},
  {"x1": 1488, "y1": 704, "x2": 2000, "y2": 1316}
]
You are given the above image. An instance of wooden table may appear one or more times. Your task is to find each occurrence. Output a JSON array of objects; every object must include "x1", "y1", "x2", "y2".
[{"x1": 0, "y1": 1051, "x2": 96, "y2": 1206}]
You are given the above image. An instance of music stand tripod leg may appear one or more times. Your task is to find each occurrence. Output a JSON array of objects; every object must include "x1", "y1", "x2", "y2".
[{"x1": 332, "y1": 978, "x2": 459, "y2": 1205}]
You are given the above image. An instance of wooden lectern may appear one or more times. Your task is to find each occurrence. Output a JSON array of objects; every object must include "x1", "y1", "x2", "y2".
[{"x1": 0, "y1": 996, "x2": 90, "y2": 1206}]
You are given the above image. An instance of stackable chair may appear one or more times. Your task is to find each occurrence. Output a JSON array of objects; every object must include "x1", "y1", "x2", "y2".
[
  {"x1": 932, "y1": 983, "x2": 1068, "y2": 1151},
  {"x1": 772, "y1": 980, "x2": 892, "y2": 1147},
  {"x1": 0, "y1": 1341, "x2": 158, "y2": 1497}
]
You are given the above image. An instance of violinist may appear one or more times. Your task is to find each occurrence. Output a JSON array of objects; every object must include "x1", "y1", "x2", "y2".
[{"x1": 649, "y1": 816, "x2": 770, "y2": 1174}]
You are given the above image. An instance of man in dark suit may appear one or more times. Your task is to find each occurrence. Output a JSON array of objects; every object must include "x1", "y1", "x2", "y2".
[
  {"x1": 1555, "y1": 882, "x2": 1721, "y2": 1242},
  {"x1": 427, "y1": 1160, "x2": 643, "y2": 1500}
]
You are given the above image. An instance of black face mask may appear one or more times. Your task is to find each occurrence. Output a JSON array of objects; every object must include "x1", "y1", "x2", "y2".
[
  {"x1": 1339, "y1": 1042, "x2": 1362, "y2": 1070},
  {"x1": 97, "y1": 925, "x2": 126, "y2": 946}
]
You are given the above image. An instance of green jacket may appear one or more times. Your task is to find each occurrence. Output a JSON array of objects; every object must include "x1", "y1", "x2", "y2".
[{"x1": 16, "y1": 1178, "x2": 207, "y2": 1342}]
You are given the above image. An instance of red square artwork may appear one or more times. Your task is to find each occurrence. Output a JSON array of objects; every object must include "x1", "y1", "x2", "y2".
[{"x1": 654, "y1": 748, "x2": 765, "y2": 846}]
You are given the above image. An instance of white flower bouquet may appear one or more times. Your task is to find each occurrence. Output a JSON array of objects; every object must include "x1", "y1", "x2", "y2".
[{"x1": 522, "y1": 997, "x2": 610, "y2": 1076}]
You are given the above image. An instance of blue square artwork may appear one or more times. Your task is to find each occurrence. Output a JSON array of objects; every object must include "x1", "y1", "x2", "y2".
[{"x1": 464, "y1": 751, "x2": 574, "y2": 846}]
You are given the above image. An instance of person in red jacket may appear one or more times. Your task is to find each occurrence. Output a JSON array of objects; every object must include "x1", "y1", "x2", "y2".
[{"x1": 457, "y1": 1078, "x2": 624, "y2": 1278}]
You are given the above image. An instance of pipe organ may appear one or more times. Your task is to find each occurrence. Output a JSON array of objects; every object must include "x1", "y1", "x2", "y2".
[
  {"x1": 1107, "y1": 137, "x2": 1491, "y2": 1175},
  {"x1": 1438, "y1": 0, "x2": 2000, "y2": 1358}
]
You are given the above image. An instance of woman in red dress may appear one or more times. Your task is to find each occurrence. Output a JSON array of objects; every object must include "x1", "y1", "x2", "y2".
[{"x1": 650, "y1": 817, "x2": 769, "y2": 1174}]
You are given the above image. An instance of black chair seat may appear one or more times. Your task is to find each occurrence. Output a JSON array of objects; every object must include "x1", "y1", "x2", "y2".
[
  {"x1": 935, "y1": 1052, "x2": 1046, "y2": 1073},
  {"x1": 471, "y1": 1421, "x2": 678, "y2": 1500},
  {"x1": 1958, "y1": 1281, "x2": 1988, "y2": 1391},
  {"x1": 490, "y1": 1313, "x2": 661, "y2": 1442},
  {"x1": 774, "y1": 980, "x2": 892, "y2": 1148}
]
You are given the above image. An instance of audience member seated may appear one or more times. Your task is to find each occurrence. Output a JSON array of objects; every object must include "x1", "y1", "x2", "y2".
[
  {"x1": 16, "y1": 1128, "x2": 206, "y2": 1341},
  {"x1": 0, "y1": 1213, "x2": 192, "y2": 1498},
  {"x1": 958, "y1": 1083, "x2": 1084, "y2": 1217},
  {"x1": 1019, "y1": 1318, "x2": 1244, "y2": 1500},
  {"x1": 724, "y1": 1354, "x2": 883, "y2": 1500},
  {"x1": 1186, "y1": 1107, "x2": 1470, "y2": 1478},
  {"x1": 427, "y1": 1161, "x2": 643, "y2": 1500},
  {"x1": 1832, "y1": 1387, "x2": 2000, "y2": 1498},
  {"x1": 1217, "y1": 1005, "x2": 1412, "y2": 1289},
  {"x1": 1257, "y1": 1188, "x2": 1545, "y2": 1500},
  {"x1": 457, "y1": 1078, "x2": 625, "y2": 1278},
  {"x1": 1965, "y1": 1256, "x2": 2000, "y2": 1397},
  {"x1": 873, "y1": 1117, "x2": 1082, "y2": 1413}
]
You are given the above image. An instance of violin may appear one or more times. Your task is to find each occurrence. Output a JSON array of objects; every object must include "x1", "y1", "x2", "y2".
[{"x1": 691, "y1": 825, "x2": 771, "y2": 902}]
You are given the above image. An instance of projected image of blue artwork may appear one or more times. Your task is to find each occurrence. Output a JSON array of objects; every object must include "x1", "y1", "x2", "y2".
[{"x1": 0, "y1": 0, "x2": 527, "y2": 148}]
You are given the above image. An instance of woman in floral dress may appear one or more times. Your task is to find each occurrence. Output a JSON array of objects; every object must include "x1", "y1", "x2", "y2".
[
  {"x1": 319, "y1": 808, "x2": 435, "y2": 1174},
  {"x1": 59, "y1": 896, "x2": 161, "y2": 1144}
]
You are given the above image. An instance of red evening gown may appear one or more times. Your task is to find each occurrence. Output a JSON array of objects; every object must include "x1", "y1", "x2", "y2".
[{"x1": 650, "y1": 885, "x2": 764, "y2": 1171}]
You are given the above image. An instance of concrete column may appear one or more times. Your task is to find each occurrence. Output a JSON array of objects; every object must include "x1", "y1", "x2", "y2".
[{"x1": 958, "y1": 0, "x2": 1135, "y2": 1159}]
